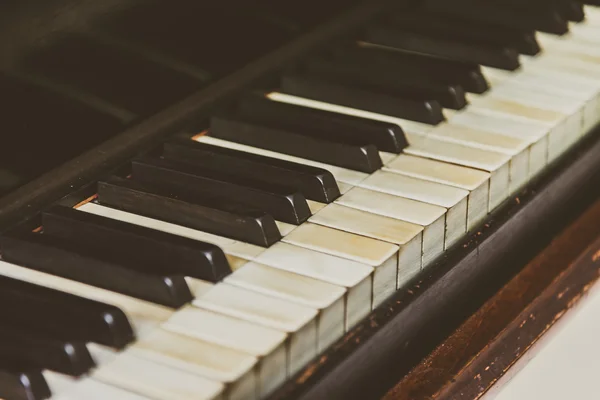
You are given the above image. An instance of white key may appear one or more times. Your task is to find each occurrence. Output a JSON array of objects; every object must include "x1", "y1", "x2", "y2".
[
  {"x1": 78, "y1": 202, "x2": 263, "y2": 260},
  {"x1": 254, "y1": 242, "x2": 373, "y2": 329},
  {"x1": 384, "y1": 154, "x2": 490, "y2": 231},
  {"x1": 309, "y1": 204, "x2": 423, "y2": 289},
  {"x1": 358, "y1": 171, "x2": 468, "y2": 248},
  {"x1": 224, "y1": 262, "x2": 346, "y2": 352},
  {"x1": 196, "y1": 135, "x2": 368, "y2": 186},
  {"x1": 163, "y1": 306, "x2": 287, "y2": 398},
  {"x1": 402, "y1": 133, "x2": 511, "y2": 211},
  {"x1": 335, "y1": 186, "x2": 446, "y2": 266},
  {"x1": 446, "y1": 111, "x2": 543, "y2": 191},
  {"x1": 93, "y1": 353, "x2": 225, "y2": 400},
  {"x1": 47, "y1": 374, "x2": 153, "y2": 400},
  {"x1": 0, "y1": 261, "x2": 172, "y2": 337},
  {"x1": 129, "y1": 329, "x2": 257, "y2": 400},
  {"x1": 282, "y1": 222, "x2": 400, "y2": 303},
  {"x1": 193, "y1": 283, "x2": 318, "y2": 377}
]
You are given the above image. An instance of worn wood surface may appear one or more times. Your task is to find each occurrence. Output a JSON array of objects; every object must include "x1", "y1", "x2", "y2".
[{"x1": 383, "y1": 198, "x2": 600, "y2": 400}]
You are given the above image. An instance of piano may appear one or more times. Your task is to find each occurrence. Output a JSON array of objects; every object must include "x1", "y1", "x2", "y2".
[{"x1": 0, "y1": 0, "x2": 599, "y2": 399}]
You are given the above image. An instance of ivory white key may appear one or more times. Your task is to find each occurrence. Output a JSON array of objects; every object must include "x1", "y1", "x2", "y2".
[
  {"x1": 224, "y1": 262, "x2": 346, "y2": 352},
  {"x1": 281, "y1": 222, "x2": 401, "y2": 303},
  {"x1": 306, "y1": 199, "x2": 327, "y2": 214},
  {"x1": 93, "y1": 353, "x2": 225, "y2": 400},
  {"x1": 163, "y1": 306, "x2": 287, "y2": 398},
  {"x1": 78, "y1": 202, "x2": 263, "y2": 261},
  {"x1": 195, "y1": 134, "x2": 368, "y2": 186},
  {"x1": 129, "y1": 329, "x2": 258, "y2": 400},
  {"x1": 46, "y1": 373, "x2": 153, "y2": 400},
  {"x1": 0, "y1": 260, "x2": 172, "y2": 337},
  {"x1": 358, "y1": 171, "x2": 468, "y2": 248},
  {"x1": 335, "y1": 186, "x2": 446, "y2": 266},
  {"x1": 445, "y1": 111, "x2": 543, "y2": 191},
  {"x1": 308, "y1": 204, "x2": 423, "y2": 289},
  {"x1": 254, "y1": 242, "x2": 374, "y2": 329},
  {"x1": 383, "y1": 154, "x2": 489, "y2": 231},
  {"x1": 193, "y1": 283, "x2": 318, "y2": 377}
]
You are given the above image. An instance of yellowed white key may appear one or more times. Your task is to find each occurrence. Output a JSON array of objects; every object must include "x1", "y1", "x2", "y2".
[
  {"x1": 399, "y1": 133, "x2": 510, "y2": 211},
  {"x1": 224, "y1": 262, "x2": 346, "y2": 352},
  {"x1": 196, "y1": 135, "x2": 368, "y2": 186},
  {"x1": 384, "y1": 154, "x2": 490, "y2": 231},
  {"x1": 193, "y1": 283, "x2": 318, "y2": 377},
  {"x1": 0, "y1": 261, "x2": 172, "y2": 337},
  {"x1": 308, "y1": 204, "x2": 423, "y2": 290},
  {"x1": 254, "y1": 242, "x2": 373, "y2": 329},
  {"x1": 446, "y1": 111, "x2": 543, "y2": 192},
  {"x1": 46, "y1": 373, "x2": 154, "y2": 400},
  {"x1": 93, "y1": 353, "x2": 225, "y2": 400},
  {"x1": 129, "y1": 329, "x2": 258, "y2": 400},
  {"x1": 78, "y1": 202, "x2": 263, "y2": 261},
  {"x1": 335, "y1": 186, "x2": 446, "y2": 266},
  {"x1": 358, "y1": 171, "x2": 468, "y2": 248},
  {"x1": 163, "y1": 306, "x2": 287, "y2": 398},
  {"x1": 281, "y1": 222, "x2": 400, "y2": 305}
]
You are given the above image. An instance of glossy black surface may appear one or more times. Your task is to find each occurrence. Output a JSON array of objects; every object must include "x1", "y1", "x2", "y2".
[
  {"x1": 0, "y1": 231, "x2": 193, "y2": 308},
  {"x1": 365, "y1": 25, "x2": 521, "y2": 71},
  {"x1": 331, "y1": 45, "x2": 489, "y2": 94},
  {"x1": 210, "y1": 112, "x2": 385, "y2": 171},
  {"x1": 132, "y1": 156, "x2": 311, "y2": 225},
  {"x1": 238, "y1": 95, "x2": 409, "y2": 153},
  {"x1": 280, "y1": 74, "x2": 445, "y2": 124},
  {"x1": 388, "y1": 10, "x2": 541, "y2": 56},
  {"x1": 304, "y1": 58, "x2": 468, "y2": 110},
  {"x1": 42, "y1": 205, "x2": 232, "y2": 282},
  {"x1": 0, "y1": 275, "x2": 134, "y2": 349},
  {"x1": 163, "y1": 140, "x2": 341, "y2": 203},
  {"x1": 0, "y1": 364, "x2": 50, "y2": 400},
  {"x1": 0, "y1": 326, "x2": 94, "y2": 376},
  {"x1": 97, "y1": 176, "x2": 282, "y2": 247}
]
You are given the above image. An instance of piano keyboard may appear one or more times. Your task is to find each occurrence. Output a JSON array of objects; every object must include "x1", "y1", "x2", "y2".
[{"x1": 2, "y1": 2, "x2": 600, "y2": 400}]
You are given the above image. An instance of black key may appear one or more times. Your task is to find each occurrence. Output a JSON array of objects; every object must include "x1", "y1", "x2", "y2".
[
  {"x1": 97, "y1": 176, "x2": 282, "y2": 247},
  {"x1": 42, "y1": 205, "x2": 231, "y2": 283},
  {"x1": 0, "y1": 326, "x2": 94, "y2": 376},
  {"x1": 0, "y1": 363, "x2": 50, "y2": 400},
  {"x1": 388, "y1": 11, "x2": 541, "y2": 56},
  {"x1": 279, "y1": 74, "x2": 445, "y2": 125},
  {"x1": 332, "y1": 45, "x2": 489, "y2": 94},
  {"x1": 132, "y1": 156, "x2": 311, "y2": 225},
  {"x1": 0, "y1": 275, "x2": 134, "y2": 349},
  {"x1": 491, "y1": 0, "x2": 584, "y2": 23},
  {"x1": 0, "y1": 231, "x2": 193, "y2": 308},
  {"x1": 563, "y1": 2, "x2": 585, "y2": 22},
  {"x1": 365, "y1": 25, "x2": 521, "y2": 71},
  {"x1": 163, "y1": 140, "x2": 341, "y2": 203},
  {"x1": 238, "y1": 95, "x2": 408, "y2": 152},
  {"x1": 304, "y1": 58, "x2": 468, "y2": 109},
  {"x1": 210, "y1": 112, "x2": 385, "y2": 171},
  {"x1": 425, "y1": 0, "x2": 569, "y2": 35}
]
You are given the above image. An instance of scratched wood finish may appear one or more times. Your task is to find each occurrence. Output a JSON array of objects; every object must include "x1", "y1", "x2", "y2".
[
  {"x1": 383, "y1": 198, "x2": 600, "y2": 400},
  {"x1": 267, "y1": 125, "x2": 600, "y2": 400}
]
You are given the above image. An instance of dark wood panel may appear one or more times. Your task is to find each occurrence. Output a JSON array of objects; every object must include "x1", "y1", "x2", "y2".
[
  {"x1": 384, "y1": 197, "x2": 600, "y2": 400},
  {"x1": 267, "y1": 127, "x2": 600, "y2": 400}
]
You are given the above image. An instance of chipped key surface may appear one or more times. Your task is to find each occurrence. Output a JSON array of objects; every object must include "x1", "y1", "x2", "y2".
[
  {"x1": 193, "y1": 283, "x2": 318, "y2": 333},
  {"x1": 335, "y1": 185, "x2": 446, "y2": 227},
  {"x1": 254, "y1": 242, "x2": 373, "y2": 288},
  {"x1": 164, "y1": 306, "x2": 286, "y2": 357},
  {"x1": 310, "y1": 203, "x2": 423, "y2": 245},
  {"x1": 385, "y1": 154, "x2": 490, "y2": 191},
  {"x1": 360, "y1": 170, "x2": 468, "y2": 208},
  {"x1": 283, "y1": 222, "x2": 399, "y2": 266},
  {"x1": 224, "y1": 262, "x2": 346, "y2": 309}
]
